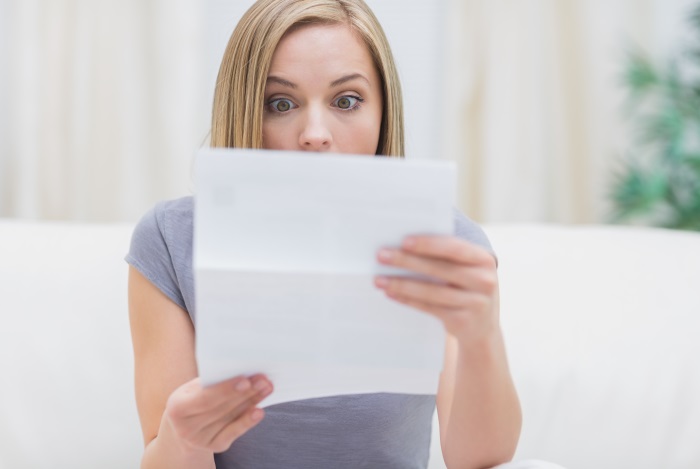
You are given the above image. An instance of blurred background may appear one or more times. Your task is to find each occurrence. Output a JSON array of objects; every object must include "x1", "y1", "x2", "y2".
[{"x1": 0, "y1": 0, "x2": 699, "y2": 228}]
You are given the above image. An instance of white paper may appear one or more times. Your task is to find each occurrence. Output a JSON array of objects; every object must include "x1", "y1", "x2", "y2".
[{"x1": 194, "y1": 148, "x2": 456, "y2": 407}]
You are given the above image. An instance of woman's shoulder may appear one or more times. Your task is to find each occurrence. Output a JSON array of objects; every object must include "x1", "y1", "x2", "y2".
[
  {"x1": 152, "y1": 195, "x2": 194, "y2": 226},
  {"x1": 129, "y1": 195, "x2": 194, "y2": 261},
  {"x1": 452, "y1": 207, "x2": 494, "y2": 255},
  {"x1": 132, "y1": 196, "x2": 194, "y2": 243},
  {"x1": 125, "y1": 196, "x2": 195, "y2": 313}
]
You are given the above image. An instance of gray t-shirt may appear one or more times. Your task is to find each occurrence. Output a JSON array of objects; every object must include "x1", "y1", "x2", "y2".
[{"x1": 126, "y1": 196, "x2": 493, "y2": 469}]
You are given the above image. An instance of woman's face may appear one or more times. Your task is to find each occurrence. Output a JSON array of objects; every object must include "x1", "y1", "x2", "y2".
[{"x1": 262, "y1": 23, "x2": 383, "y2": 155}]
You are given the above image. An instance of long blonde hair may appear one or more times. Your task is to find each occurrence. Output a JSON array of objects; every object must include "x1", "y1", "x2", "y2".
[{"x1": 210, "y1": 0, "x2": 404, "y2": 157}]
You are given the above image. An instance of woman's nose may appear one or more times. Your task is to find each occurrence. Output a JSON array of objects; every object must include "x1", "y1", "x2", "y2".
[{"x1": 298, "y1": 110, "x2": 332, "y2": 151}]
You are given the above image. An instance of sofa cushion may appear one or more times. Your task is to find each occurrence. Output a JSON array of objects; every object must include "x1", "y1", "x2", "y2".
[
  {"x1": 0, "y1": 220, "x2": 141, "y2": 468},
  {"x1": 2, "y1": 221, "x2": 699, "y2": 469},
  {"x1": 484, "y1": 224, "x2": 700, "y2": 469}
]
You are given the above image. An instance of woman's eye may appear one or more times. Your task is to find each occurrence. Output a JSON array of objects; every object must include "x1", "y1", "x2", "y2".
[
  {"x1": 334, "y1": 95, "x2": 362, "y2": 110},
  {"x1": 268, "y1": 98, "x2": 296, "y2": 113}
]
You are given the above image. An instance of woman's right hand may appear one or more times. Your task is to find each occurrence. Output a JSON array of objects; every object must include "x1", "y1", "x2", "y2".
[{"x1": 162, "y1": 374, "x2": 273, "y2": 454}]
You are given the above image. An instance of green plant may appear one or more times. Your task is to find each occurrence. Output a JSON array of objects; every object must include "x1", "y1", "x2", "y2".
[{"x1": 611, "y1": 4, "x2": 700, "y2": 231}]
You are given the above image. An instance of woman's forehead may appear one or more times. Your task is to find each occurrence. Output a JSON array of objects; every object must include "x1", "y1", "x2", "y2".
[{"x1": 268, "y1": 23, "x2": 376, "y2": 81}]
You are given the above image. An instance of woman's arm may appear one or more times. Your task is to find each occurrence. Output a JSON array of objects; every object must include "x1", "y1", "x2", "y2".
[
  {"x1": 436, "y1": 331, "x2": 521, "y2": 469},
  {"x1": 374, "y1": 237, "x2": 521, "y2": 469},
  {"x1": 128, "y1": 267, "x2": 272, "y2": 468}
]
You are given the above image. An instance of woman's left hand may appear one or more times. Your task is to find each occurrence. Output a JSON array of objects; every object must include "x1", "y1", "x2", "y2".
[{"x1": 374, "y1": 235, "x2": 500, "y2": 344}]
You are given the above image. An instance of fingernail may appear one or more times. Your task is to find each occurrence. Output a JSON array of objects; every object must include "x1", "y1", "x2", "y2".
[
  {"x1": 375, "y1": 276, "x2": 389, "y2": 288},
  {"x1": 378, "y1": 249, "x2": 393, "y2": 262},
  {"x1": 254, "y1": 380, "x2": 268, "y2": 392},
  {"x1": 236, "y1": 379, "x2": 251, "y2": 392},
  {"x1": 403, "y1": 237, "x2": 416, "y2": 248}
]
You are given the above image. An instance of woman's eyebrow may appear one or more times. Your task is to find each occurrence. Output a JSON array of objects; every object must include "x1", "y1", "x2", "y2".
[
  {"x1": 266, "y1": 76, "x2": 297, "y2": 89},
  {"x1": 330, "y1": 73, "x2": 370, "y2": 88},
  {"x1": 266, "y1": 73, "x2": 369, "y2": 89}
]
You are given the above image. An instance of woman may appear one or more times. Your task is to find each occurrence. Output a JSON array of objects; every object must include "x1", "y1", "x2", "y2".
[{"x1": 127, "y1": 0, "x2": 531, "y2": 468}]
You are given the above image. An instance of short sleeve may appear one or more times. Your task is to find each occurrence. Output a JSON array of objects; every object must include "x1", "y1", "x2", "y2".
[{"x1": 125, "y1": 203, "x2": 187, "y2": 311}]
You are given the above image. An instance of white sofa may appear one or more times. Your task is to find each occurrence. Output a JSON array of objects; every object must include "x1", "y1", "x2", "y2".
[{"x1": 1, "y1": 220, "x2": 699, "y2": 469}]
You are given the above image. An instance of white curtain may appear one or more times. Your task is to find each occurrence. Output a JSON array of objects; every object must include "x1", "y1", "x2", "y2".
[
  {"x1": 0, "y1": 0, "x2": 208, "y2": 222},
  {"x1": 443, "y1": 0, "x2": 662, "y2": 224},
  {"x1": 0, "y1": 0, "x2": 690, "y2": 223}
]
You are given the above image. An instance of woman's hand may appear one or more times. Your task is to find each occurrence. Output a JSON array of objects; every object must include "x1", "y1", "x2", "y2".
[
  {"x1": 374, "y1": 236, "x2": 522, "y2": 468},
  {"x1": 163, "y1": 374, "x2": 273, "y2": 454},
  {"x1": 374, "y1": 236, "x2": 499, "y2": 344}
]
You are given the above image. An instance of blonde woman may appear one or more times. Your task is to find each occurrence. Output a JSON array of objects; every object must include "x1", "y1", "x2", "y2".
[{"x1": 127, "y1": 1, "x2": 559, "y2": 468}]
